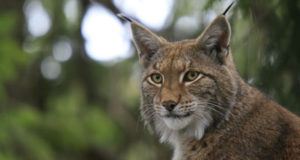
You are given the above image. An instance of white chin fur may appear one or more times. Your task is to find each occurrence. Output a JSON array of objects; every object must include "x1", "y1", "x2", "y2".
[
  {"x1": 155, "y1": 110, "x2": 212, "y2": 144},
  {"x1": 153, "y1": 105, "x2": 213, "y2": 160},
  {"x1": 163, "y1": 117, "x2": 193, "y2": 130}
]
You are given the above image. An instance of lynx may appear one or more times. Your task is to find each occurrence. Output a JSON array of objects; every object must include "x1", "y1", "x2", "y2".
[{"x1": 120, "y1": 5, "x2": 300, "y2": 160}]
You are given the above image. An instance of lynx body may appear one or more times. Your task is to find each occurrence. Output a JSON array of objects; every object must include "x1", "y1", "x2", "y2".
[{"x1": 129, "y1": 13, "x2": 300, "y2": 160}]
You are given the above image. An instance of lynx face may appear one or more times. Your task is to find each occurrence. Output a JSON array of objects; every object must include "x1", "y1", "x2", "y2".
[{"x1": 131, "y1": 15, "x2": 238, "y2": 142}]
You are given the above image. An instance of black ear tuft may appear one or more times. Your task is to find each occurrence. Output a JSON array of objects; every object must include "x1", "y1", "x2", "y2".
[
  {"x1": 222, "y1": 2, "x2": 235, "y2": 15},
  {"x1": 117, "y1": 13, "x2": 133, "y2": 22}
]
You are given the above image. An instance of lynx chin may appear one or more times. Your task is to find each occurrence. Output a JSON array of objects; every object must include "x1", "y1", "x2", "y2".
[{"x1": 122, "y1": 5, "x2": 300, "y2": 160}]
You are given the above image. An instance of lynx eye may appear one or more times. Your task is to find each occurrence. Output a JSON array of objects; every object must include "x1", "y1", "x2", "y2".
[
  {"x1": 184, "y1": 71, "x2": 199, "y2": 82},
  {"x1": 150, "y1": 73, "x2": 162, "y2": 84}
]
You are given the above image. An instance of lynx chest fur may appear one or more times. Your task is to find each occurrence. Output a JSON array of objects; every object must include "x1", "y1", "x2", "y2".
[{"x1": 125, "y1": 9, "x2": 300, "y2": 160}]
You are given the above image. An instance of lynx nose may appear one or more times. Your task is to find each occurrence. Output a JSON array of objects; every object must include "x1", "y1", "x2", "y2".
[{"x1": 162, "y1": 100, "x2": 177, "y2": 112}]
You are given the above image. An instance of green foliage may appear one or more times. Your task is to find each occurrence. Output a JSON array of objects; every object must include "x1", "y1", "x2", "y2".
[
  {"x1": 0, "y1": 12, "x2": 28, "y2": 102},
  {"x1": 0, "y1": 85, "x2": 123, "y2": 159},
  {"x1": 0, "y1": 106, "x2": 53, "y2": 160},
  {"x1": 44, "y1": 84, "x2": 123, "y2": 151}
]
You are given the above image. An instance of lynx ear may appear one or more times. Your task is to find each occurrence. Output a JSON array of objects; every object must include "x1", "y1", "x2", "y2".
[
  {"x1": 196, "y1": 15, "x2": 231, "y2": 64},
  {"x1": 130, "y1": 22, "x2": 164, "y2": 67}
]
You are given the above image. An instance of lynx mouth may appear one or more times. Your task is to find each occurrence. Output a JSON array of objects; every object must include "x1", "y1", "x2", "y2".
[
  {"x1": 162, "y1": 112, "x2": 194, "y2": 130},
  {"x1": 165, "y1": 112, "x2": 192, "y2": 119}
]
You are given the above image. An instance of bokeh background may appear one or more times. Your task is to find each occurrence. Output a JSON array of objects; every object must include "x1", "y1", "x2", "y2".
[{"x1": 0, "y1": 0, "x2": 299, "y2": 159}]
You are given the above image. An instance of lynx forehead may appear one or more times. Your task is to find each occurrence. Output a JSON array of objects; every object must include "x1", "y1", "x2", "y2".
[{"x1": 154, "y1": 48, "x2": 186, "y2": 72}]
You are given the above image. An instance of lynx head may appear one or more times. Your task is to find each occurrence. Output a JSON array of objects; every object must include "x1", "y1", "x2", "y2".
[{"x1": 131, "y1": 15, "x2": 239, "y2": 142}]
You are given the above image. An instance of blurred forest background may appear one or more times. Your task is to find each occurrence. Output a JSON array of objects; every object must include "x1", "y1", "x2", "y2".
[{"x1": 0, "y1": 0, "x2": 299, "y2": 159}]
